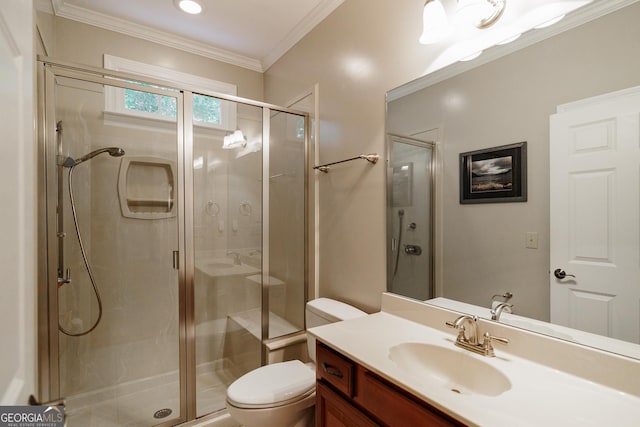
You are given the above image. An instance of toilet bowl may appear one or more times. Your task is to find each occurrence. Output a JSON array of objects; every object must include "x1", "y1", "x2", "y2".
[{"x1": 225, "y1": 298, "x2": 367, "y2": 427}]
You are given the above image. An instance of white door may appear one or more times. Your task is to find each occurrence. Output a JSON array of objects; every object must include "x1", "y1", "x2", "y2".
[
  {"x1": 550, "y1": 87, "x2": 640, "y2": 343},
  {"x1": 0, "y1": 0, "x2": 36, "y2": 404}
]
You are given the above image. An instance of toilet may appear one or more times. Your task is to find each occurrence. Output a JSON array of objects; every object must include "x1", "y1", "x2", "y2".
[{"x1": 225, "y1": 298, "x2": 367, "y2": 427}]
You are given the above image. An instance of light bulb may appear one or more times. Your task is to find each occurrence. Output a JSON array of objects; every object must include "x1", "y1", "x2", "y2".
[
  {"x1": 177, "y1": 0, "x2": 202, "y2": 15},
  {"x1": 419, "y1": 0, "x2": 452, "y2": 45},
  {"x1": 456, "y1": 0, "x2": 505, "y2": 29}
]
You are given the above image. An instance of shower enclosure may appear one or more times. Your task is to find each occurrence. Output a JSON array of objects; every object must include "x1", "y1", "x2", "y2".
[
  {"x1": 387, "y1": 135, "x2": 434, "y2": 301},
  {"x1": 37, "y1": 58, "x2": 308, "y2": 426}
]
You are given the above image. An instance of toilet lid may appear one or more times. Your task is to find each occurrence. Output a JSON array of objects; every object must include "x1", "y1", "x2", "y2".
[{"x1": 227, "y1": 360, "x2": 315, "y2": 408}]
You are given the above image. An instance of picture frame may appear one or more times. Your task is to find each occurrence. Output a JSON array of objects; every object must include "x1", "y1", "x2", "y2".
[{"x1": 459, "y1": 142, "x2": 527, "y2": 204}]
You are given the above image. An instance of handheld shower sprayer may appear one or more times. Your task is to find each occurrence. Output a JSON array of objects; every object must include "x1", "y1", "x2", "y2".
[
  {"x1": 58, "y1": 145, "x2": 125, "y2": 337},
  {"x1": 63, "y1": 147, "x2": 125, "y2": 168}
]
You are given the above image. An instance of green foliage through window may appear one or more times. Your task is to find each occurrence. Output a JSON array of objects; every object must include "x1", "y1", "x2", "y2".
[
  {"x1": 124, "y1": 85, "x2": 222, "y2": 126},
  {"x1": 193, "y1": 94, "x2": 222, "y2": 125}
]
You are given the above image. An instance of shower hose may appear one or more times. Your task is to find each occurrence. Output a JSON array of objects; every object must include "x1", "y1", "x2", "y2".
[
  {"x1": 393, "y1": 209, "x2": 404, "y2": 276},
  {"x1": 58, "y1": 164, "x2": 104, "y2": 337}
]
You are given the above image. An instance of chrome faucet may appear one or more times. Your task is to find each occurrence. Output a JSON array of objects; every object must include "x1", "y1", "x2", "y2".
[
  {"x1": 491, "y1": 302, "x2": 513, "y2": 321},
  {"x1": 446, "y1": 314, "x2": 509, "y2": 357},
  {"x1": 446, "y1": 314, "x2": 479, "y2": 345},
  {"x1": 226, "y1": 250, "x2": 242, "y2": 265}
]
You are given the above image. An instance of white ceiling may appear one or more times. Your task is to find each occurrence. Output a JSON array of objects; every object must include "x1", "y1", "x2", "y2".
[{"x1": 37, "y1": 0, "x2": 345, "y2": 72}]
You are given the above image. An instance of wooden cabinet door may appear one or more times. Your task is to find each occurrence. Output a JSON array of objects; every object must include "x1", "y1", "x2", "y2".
[
  {"x1": 356, "y1": 370, "x2": 463, "y2": 427},
  {"x1": 316, "y1": 381, "x2": 379, "y2": 427}
]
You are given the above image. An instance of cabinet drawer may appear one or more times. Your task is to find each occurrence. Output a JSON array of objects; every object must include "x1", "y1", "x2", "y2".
[
  {"x1": 356, "y1": 370, "x2": 463, "y2": 427},
  {"x1": 317, "y1": 342, "x2": 355, "y2": 397}
]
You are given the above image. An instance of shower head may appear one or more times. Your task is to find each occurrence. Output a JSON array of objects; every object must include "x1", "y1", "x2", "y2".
[
  {"x1": 64, "y1": 147, "x2": 125, "y2": 168},
  {"x1": 398, "y1": 209, "x2": 405, "y2": 217}
]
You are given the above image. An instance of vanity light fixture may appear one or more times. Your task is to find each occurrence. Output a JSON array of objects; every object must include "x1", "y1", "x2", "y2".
[
  {"x1": 420, "y1": 0, "x2": 506, "y2": 45},
  {"x1": 175, "y1": 0, "x2": 203, "y2": 15},
  {"x1": 496, "y1": 32, "x2": 521, "y2": 45},
  {"x1": 420, "y1": 0, "x2": 453, "y2": 45},
  {"x1": 223, "y1": 129, "x2": 247, "y2": 149},
  {"x1": 457, "y1": 0, "x2": 506, "y2": 29},
  {"x1": 533, "y1": 14, "x2": 566, "y2": 29},
  {"x1": 459, "y1": 50, "x2": 483, "y2": 61}
]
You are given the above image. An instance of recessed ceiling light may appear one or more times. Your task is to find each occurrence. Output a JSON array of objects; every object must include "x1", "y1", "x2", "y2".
[{"x1": 175, "y1": 0, "x2": 203, "y2": 15}]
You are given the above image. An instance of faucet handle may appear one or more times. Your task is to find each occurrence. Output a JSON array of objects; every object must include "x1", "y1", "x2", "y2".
[
  {"x1": 483, "y1": 333, "x2": 509, "y2": 345},
  {"x1": 482, "y1": 332, "x2": 509, "y2": 357}
]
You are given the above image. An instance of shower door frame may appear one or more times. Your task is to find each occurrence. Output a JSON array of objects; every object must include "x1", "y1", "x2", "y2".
[
  {"x1": 385, "y1": 134, "x2": 436, "y2": 300},
  {"x1": 37, "y1": 56, "x2": 310, "y2": 423}
]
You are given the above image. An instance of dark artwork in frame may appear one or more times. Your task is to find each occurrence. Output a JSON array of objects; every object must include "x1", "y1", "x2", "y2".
[{"x1": 459, "y1": 142, "x2": 527, "y2": 204}]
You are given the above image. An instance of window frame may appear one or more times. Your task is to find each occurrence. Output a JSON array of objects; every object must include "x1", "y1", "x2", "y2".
[{"x1": 104, "y1": 54, "x2": 237, "y2": 130}]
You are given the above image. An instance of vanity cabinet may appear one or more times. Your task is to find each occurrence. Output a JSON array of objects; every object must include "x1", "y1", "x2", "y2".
[{"x1": 316, "y1": 342, "x2": 465, "y2": 427}]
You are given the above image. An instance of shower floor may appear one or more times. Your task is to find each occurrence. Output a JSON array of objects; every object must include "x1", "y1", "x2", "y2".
[{"x1": 65, "y1": 362, "x2": 237, "y2": 427}]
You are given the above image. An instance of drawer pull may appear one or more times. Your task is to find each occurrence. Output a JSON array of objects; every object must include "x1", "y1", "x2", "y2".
[{"x1": 322, "y1": 362, "x2": 344, "y2": 379}]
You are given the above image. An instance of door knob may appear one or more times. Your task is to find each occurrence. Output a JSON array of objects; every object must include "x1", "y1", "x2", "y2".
[{"x1": 554, "y1": 268, "x2": 576, "y2": 279}]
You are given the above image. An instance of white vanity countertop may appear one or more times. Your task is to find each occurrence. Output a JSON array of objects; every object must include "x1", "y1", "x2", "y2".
[
  {"x1": 309, "y1": 311, "x2": 640, "y2": 426},
  {"x1": 427, "y1": 297, "x2": 640, "y2": 360}
]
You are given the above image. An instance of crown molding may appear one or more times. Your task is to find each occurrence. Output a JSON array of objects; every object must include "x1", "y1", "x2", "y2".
[
  {"x1": 49, "y1": 0, "x2": 264, "y2": 72},
  {"x1": 262, "y1": 0, "x2": 345, "y2": 71},
  {"x1": 41, "y1": 0, "x2": 345, "y2": 73},
  {"x1": 387, "y1": 0, "x2": 640, "y2": 102}
]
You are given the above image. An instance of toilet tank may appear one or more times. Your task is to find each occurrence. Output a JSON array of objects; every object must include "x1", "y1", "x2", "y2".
[{"x1": 306, "y1": 298, "x2": 367, "y2": 362}]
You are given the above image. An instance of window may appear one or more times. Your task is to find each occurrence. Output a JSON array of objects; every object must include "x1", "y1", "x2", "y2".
[{"x1": 104, "y1": 55, "x2": 237, "y2": 130}]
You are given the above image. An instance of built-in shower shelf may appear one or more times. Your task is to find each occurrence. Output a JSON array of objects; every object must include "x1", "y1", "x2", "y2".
[
  {"x1": 118, "y1": 156, "x2": 177, "y2": 219},
  {"x1": 126, "y1": 198, "x2": 174, "y2": 208}
]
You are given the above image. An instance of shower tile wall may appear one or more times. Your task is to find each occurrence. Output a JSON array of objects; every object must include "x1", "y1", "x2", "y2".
[{"x1": 56, "y1": 80, "x2": 180, "y2": 399}]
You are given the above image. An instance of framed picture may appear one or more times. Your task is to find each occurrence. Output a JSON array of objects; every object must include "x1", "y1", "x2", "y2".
[{"x1": 459, "y1": 142, "x2": 527, "y2": 204}]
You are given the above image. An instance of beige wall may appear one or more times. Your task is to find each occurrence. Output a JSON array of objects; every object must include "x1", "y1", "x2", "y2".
[
  {"x1": 264, "y1": 1, "x2": 640, "y2": 314},
  {"x1": 265, "y1": 0, "x2": 440, "y2": 312}
]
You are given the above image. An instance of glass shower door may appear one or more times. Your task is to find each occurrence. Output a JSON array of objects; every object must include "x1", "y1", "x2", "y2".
[
  {"x1": 387, "y1": 135, "x2": 434, "y2": 300},
  {"x1": 192, "y1": 98, "x2": 264, "y2": 416},
  {"x1": 267, "y1": 109, "x2": 307, "y2": 338},
  {"x1": 51, "y1": 72, "x2": 183, "y2": 427}
]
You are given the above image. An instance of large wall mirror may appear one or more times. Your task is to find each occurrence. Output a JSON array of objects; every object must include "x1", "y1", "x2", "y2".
[{"x1": 386, "y1": 1, "x2": 640, "y2": 359}]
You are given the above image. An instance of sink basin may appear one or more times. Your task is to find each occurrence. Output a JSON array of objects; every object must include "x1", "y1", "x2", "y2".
[{"x1": 388, "y1": 343, "x2": 511, "y2": 396}]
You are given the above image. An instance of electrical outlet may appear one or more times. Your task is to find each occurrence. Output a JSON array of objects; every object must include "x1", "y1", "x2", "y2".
[{"x1": 526, "y1": 232, "x2": 538, "y2": 249}]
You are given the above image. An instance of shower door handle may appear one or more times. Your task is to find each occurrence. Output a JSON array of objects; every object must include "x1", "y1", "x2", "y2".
[{"x1": 172, "y1": 251, "x2": 179, "y2": 270}]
